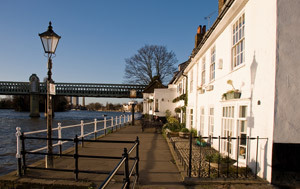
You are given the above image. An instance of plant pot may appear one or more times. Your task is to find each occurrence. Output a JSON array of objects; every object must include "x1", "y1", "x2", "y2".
[
  {"x1": 179, "y1": 132, "x2": 190, "y2": 138},
  {"x1": 224, "y1": 91, "x2": 241, "y2": 100}
]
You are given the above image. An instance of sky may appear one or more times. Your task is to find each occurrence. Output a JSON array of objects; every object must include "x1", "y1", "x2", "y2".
[{"x1": 0, "y1": 0, "x2": 218, "y2": 104}]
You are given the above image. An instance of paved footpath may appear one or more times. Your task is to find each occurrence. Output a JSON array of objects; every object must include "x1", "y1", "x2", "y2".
[{"x1": 0, "y1": 122, "x2": 186, "y2": 188}]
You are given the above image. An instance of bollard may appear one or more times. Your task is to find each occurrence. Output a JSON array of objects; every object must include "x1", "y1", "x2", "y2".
[
  {"x1": 94, "y1": 119, "x2": 97, "y2": 140},
  {"x1": 16, "y1": 127, "x2": 22, "y2": 177},
  {"x1": 58, "y1": 123, "x2": 62, "y2": 156}
]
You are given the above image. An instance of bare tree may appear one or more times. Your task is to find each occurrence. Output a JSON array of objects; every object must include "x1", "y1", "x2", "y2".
[{"x1": 124, "y1": 45, "x2": 177, "y2": 85}]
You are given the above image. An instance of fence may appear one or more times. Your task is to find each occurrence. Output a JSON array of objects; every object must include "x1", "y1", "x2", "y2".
[
  {"x1": 15, "y1": 115, "x2": 133, "y2": 176},
  {"x1": 168, "y1": 133, "x2": 268, "y2": 179},
  {"x1": 16, "y1": 114, "x2": 132, "y2": 155}
]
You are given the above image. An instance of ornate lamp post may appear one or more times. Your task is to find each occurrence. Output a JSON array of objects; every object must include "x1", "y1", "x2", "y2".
[{"x1": 39, "y1": 21, "x2": 61, "y2": 168}]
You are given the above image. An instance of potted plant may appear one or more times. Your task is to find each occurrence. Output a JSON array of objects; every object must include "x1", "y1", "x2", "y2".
[
  {"x1": 179, "y1": 128, "x2": 190, "y2": 138},
  {"x1": 222, "y1": 80, "x2": 241, "y2": 100}
]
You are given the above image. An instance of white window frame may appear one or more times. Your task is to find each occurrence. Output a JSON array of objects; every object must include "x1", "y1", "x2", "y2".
[
  {"x1": 190, "y1": 109, "x2": 194, "y2": 128},
  {"x1": 201, "y1": 57, "x2": 206, "y2": 86},
  {"x1": 222, "y1": 106, "x2": 234, "y2": 156},
  {"x1": 232, "y1": 13, "x2": 245, "y2": 69},
  {"x1": 199, "y1": 107, "x2": 205, "y2": 136},
  {"x1": 237, "y1": 105, "x2": 247, "y2": 159},
  {"x1": 190, "y1": 69, "x2": 193, "y2": 93},
  {"x1": 210, "y1": 46, "x2": 216, "y2": 81},
  {"x1": 208, "y1": 107, "x2": 214, "y2": 144}
]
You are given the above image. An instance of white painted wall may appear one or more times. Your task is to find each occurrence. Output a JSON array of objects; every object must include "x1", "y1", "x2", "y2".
[
  {"x1": 153, "y1": 86, "x2": 177, "y2": 117},
  {"x1": 184, "y1": 0, "x2": 277, "y2": 182},
  {"x1": 273, "y1": 0, "x2": 300, "y2": 144}
]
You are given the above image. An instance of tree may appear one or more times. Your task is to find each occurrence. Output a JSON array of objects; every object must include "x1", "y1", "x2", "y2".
[{"x1": 124, "y1": 45, "x2": 177, "y2": 85}]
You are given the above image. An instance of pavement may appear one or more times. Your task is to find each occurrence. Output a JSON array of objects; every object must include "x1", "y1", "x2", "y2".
[
  {"x1": 0, "y1": 122, "x2": 186, "y2": 188},
  {"x1": 0, "y1": 121, "x2": 278, "y2": 189}
]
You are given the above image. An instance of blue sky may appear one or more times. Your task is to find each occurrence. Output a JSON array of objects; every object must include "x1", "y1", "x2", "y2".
[{"x1": 0, "y1": 0, "x2": 217, "y2": 104}]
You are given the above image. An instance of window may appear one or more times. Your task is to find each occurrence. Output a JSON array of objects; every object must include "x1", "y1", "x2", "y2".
[
  {"x1": 208, "y1": 107, "x2": 214, "y2": 143},
  {"x1": 190, "y1": 109, "x2": 193, "y2": 127},
  {"x1": 222, "y1": 106, "x2": 234, "y2": 155},
  {"x1": 190, "y1": 70, "x2": 193, "y2": 92},
  {"x1": 179, "y1": 83, "x2": 182, "y2": 94},
  {"x1": 201, "y1": 57, "x2": 206, "y2": 85},
  {"x1": 210, "y1": 47, "x2": 216, "y2": 81},
  {"x1": 232, "y1": 14, "x2": 245, "y2": 68},
  {"x1": 200, "y1": 107, "x2": 205, "y2": 136},
  {"x1": 237, "y1": 106, "x2": 247, "y2": 159},
  {"x1": 155, "y1": 99, "x2": 159, "y2": 112}
]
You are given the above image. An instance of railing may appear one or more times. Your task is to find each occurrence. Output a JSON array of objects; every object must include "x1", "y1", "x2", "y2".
[
  {"x1": 99, "y1": 140, "x2": 139, "y2": 189},
  {"x1": 16, "y1": 114, "x2": 132, "y2": 154},
  {"x1": 168, "y1": 133, "x2": 268, "y2": 179},
  {"x1": 15, "y1": 115, "x2": 139, "y2": 188}
]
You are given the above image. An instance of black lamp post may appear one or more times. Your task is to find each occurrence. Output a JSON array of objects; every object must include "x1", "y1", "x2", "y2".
[{"x1": 39, "y1": 21, "x2": 61, "y2": 168}]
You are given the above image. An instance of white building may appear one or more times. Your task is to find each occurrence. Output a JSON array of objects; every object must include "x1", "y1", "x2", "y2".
[{"x1": 180, "y1": 0, "x2": 299, "y2": 185}]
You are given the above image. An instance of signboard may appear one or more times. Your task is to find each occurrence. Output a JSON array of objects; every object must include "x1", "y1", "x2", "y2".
[
  {"x1": 130, "y1": 90, "x2": 137, "y2": 98},
  {"x1": 50, "y1": 83, "x2": 56, "y2": 95}
]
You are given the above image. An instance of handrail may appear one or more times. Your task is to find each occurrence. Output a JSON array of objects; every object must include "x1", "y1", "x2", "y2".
[
  {"x1": 16, "y1": 114, "x2": 133, "y2": 154},
  {"x1": 17, "y1": 133, "x2": 139, "y2": 189},
  {"x1": 99, "y1": 138, "x2": 139, "y2": 189}
]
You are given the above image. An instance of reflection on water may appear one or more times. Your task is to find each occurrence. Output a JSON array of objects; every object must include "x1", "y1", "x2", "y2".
[{"x1": 0, "y1": 109, "x2": 137, "y2": 176}]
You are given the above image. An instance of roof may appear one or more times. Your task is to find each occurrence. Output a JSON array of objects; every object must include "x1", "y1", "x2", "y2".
[{"x1": 143, "y1": 79, "x2": 166, "y2": 93}]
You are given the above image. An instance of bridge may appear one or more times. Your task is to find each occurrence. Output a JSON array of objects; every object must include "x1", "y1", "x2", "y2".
[
  {"x1": 0, "y1": 74, "x2": 147, "y2": 117},
  {"x1": 0, "y1": 82, "x2": 146, "y2": 98}
]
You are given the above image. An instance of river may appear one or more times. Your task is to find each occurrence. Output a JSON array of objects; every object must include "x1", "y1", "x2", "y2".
[{"x1": 0, "y1": 109, "x2": 138, "y2": 176}]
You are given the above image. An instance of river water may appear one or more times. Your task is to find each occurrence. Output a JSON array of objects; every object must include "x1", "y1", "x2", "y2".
[{"x1": 0, "y1": 109, "x2": 137, "y2": 176}]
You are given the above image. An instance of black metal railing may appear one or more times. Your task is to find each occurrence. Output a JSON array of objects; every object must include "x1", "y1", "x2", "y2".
[
  {"x1": 168, "y1": 133, "x2": 268, "y2": 179},
  {"x1": 18, "y1": 134, "x2": 139, "y2": 188}
]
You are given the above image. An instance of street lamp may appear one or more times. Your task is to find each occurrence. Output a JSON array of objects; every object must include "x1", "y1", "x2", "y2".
[{"x1": 39, "y1": 21, "x2": 61, "y2": 168}]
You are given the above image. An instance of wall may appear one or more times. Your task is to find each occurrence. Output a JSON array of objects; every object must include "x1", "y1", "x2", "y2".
[
  {"x1": 272, "y1": 0, "x2": 300, "y2": 185},
  {"x1": 153, "y1": 87, "x2": 177, "y2": 117},
  {"x1": 274, "y1": 0, "x2": 300, "y2": 144},
  {"x1": 184, "y1": 0, "x2": 277, "y2": 182}
]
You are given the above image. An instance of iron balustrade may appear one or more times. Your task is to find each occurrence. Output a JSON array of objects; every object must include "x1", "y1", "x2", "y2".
[
  {"x1": 15, "y1": 115, "x2": 132, "y2": 176},
  {"x1": 17, "y1": 134, "x2": 139, "y2": 188},
  {"x1": 168, "y1": 133, "x2": 268, "y2": 179}
]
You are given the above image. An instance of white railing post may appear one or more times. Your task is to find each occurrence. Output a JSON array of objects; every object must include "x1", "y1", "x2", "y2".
[
  {"x1": 104, "y1": 116, "x2": 107, "y2": 135},
  {"x1": 119, "y1": 115, "x2": 122, "y2": 128},
  {"x1": 127, "y1": 114, "x2": 129, "y2": 123},
  {"x1": 16, "y1": 127, "x2": 22, "y2": 176},
  {"x1": 115, "y1": 116, "x2": 118, "y2": 129},
  {"x1": 81, "y1": 120, "x2": 84, "y2": 147},
  {"x1": 58, "y1": 123, "x2": 62, "y2": 156},
  {"x1": 94, "y1": 119, "x2": 97, "y2": 139}
]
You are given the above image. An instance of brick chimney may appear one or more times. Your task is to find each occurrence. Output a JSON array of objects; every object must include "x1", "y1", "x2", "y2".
[
  {"x1": 195, "y1": 25, "x2": 206, "y2": 48},
  {"x1": 218, "y1": 0, "x2": 227, "y2": 14}
]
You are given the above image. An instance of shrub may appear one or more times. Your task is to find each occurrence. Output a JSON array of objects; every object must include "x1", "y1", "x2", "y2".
[
  {"x1": 163, "y1": 117, "x2": 183, "y2": 132},
  {"x1": 190, "y1": 128, "x2": 197, "y2": 137},
  {"x1": 180, "y1": 128, "x2": 189, "y2": 132},
  {"x1": 165, "y1": 110, "x2": 171, "y2": 118}
]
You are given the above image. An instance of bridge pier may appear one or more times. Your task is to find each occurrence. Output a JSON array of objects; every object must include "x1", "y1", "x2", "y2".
[
  {"x1": 30, "y1": 94, "x2": 40, "y2": 117},
  {"x1": 29, "y1": 74, "x2": 40, "y2": 117}
]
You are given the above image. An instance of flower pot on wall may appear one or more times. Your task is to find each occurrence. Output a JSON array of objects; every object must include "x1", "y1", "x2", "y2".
[{"x1": 223, "y1": 91, "x2": 241, "y2": 100}]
